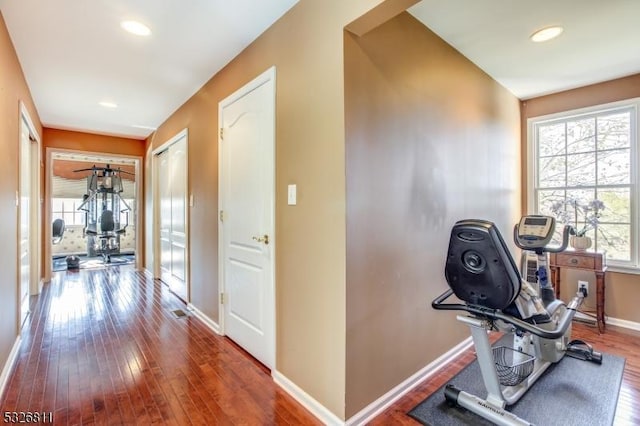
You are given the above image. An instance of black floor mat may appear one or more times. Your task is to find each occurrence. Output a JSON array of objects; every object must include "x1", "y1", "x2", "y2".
[{"x1": 409, "y1": 335, "x2": 624, "y2": 426}]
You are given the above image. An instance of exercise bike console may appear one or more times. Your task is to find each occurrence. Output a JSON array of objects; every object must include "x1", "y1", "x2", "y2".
[
  {"x1": 514, "y1": 214, "x2": 570, "y2": 254},
  {"x1": 514, "y1": 215, "x2": 555, "y2": 249}
]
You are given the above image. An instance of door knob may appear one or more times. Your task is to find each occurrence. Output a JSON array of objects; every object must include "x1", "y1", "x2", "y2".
[{"x1": 252, "y1": 234, "x2": 269, "y2": 245}]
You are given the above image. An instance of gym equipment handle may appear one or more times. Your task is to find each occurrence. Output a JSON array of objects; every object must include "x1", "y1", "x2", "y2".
[{"x1": 432, "y1": 288, "x2": 579, "y2": 340}]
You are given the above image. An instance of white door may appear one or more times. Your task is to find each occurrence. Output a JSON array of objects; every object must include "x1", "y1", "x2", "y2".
[
  {"x1": 158, "y1": 134, "x2": 188, "y2": 301},
  {"x1": 159, "y1": 150, "x2": 172, "y2": 284},
  {"x1": 18, "y1": 117, "x2": 31, "y2": 326},
  {"x1": 220, "y1": 67, "x2": 275, "y2": 368}
]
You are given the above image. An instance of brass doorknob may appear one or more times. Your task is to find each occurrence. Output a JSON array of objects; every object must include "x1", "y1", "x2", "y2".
[{"x1": 252, "y1": 234, "x2": 269, "y2": 245}]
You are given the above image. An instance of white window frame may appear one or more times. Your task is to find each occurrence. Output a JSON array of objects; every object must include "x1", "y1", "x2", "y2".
[
  {"x1": 527, "y1": 97, "x2": 640, "y2": 274},
  {"x1": 51, "y1": 197, "x2": 86, "y2": 226}
]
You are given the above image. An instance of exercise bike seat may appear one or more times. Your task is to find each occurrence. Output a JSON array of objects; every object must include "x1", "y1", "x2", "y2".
[
  {"x1": 445, "y1": 219, "x2": 521, "y2": 310},
  {"x1": 502, "y1": 304, "x2": 551, "y2": 325}
]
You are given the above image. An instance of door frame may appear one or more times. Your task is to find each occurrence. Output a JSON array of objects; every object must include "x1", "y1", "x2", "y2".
[
  {"x1": 44, "y1": 148, "x2": 143, "y2": 282},
  {"x1": 151, "y1": 128, "x2": 190, "y2": 301},
  {"x1": 217, "y1": 66, "x2": 276, "y2": 367},
  {"x1": 17, "y1": 102, "x2": 41, "y2": 328}
]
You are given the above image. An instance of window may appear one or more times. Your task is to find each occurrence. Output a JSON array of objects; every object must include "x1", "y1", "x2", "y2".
[
  {"x1": 52, "y1": 197, "x2": 135, "y2": 227},
  {"x1": 52, "y1": 198, "x2": 85, "y2": 226},
  {"x1": 528, "y1": 98, "x2": 639, "y2": 271}
]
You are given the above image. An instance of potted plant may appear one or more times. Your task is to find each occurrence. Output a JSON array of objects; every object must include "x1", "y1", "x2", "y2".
[{"x1": 550, "y1": 198, "x2": 605, "y2": 251}]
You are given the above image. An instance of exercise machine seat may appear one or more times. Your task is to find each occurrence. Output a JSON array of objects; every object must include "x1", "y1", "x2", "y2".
[
  {"x1": 100, "y1": 210, "x2": 115, "y2": 232},
  {"x1": 445, "y1": 219, "x2": 521, "y2": 310}
]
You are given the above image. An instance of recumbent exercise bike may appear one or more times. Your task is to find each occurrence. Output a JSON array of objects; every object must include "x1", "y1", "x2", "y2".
[{"x1": 432, "y1": 215, "x2": 601, "y2": 426}]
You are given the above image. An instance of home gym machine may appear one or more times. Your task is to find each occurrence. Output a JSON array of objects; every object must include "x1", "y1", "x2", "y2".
[{"x1": 432, "y1": 215, "x2": 601, "y2": 426}]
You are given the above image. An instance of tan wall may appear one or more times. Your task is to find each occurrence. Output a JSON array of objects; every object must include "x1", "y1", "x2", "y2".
[
  {"x1": 0, "y1": 11, "x2": 42, "y2": 375},
  {"x1": 521, "y1": 74, "x2": 640, "y2": 324},
  {"x1": 52, "y1": 159, "x2": 135, "y2": 180},
  {"x1": 144, "y1": 0, "x2": 411, "y2": 418},
  {"x1": 43, "y1": 128, "x2": 145, "y2": 157},
  {"x1": 344, "y1": 12, "x2": 522, "y2": 416}
]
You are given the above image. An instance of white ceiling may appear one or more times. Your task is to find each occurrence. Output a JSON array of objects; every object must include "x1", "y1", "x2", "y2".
[
  {"x1": 409, "y1": 0, "x2": 640, "y2": 100},
  {"x1": 0, "y1": 0, "x2": 299, "y2": 138},
  {"x1": 1, "y1": 1, "x2": 639, "y2": 139}
]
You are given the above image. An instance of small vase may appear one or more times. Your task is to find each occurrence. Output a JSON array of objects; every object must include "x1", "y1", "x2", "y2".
[{"x1": 570, "y1": 236, "x2": 592, "y2": 252}]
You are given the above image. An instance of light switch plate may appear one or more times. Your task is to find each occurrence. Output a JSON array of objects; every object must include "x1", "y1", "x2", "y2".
[{"x1": 287, "y1": 184, "x2": 296, "y2": 205}]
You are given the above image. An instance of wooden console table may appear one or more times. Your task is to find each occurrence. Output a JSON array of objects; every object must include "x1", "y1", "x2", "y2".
[{"x1": 548, "y1": 250, "x2": 607, "y2": 333}]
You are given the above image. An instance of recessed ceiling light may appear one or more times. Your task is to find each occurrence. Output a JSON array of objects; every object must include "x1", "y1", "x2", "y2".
[
  {"x1": 99, "y1": 101, "x2": 118, "y2": 109},
  {"x1": 120, "y1": 20, "x2": 151, "y2": 37},
  {"x1": 132, "y1": 125, "x2": 157, "y2": 130},
  {"x1": 530, "y1": 26, "x2": 564, "y2": 42}
]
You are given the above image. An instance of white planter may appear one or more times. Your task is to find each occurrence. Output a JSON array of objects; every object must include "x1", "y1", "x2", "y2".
[{"x1": 570, "y1": 236, "x2": 592, "y2": 251}]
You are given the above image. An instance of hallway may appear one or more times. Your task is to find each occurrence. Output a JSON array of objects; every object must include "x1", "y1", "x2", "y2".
[{"x1": 0, "y1": 266, "x2": 320, "y2": 425}]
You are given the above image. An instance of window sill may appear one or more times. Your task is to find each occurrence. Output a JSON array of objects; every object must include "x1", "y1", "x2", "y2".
[{"x1": 606, "y1": 265, "x2": 640, "y2": 275}]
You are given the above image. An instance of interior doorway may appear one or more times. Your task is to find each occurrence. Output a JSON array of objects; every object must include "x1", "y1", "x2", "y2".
[{"x1": 44, "y1": 150, "x2": 142, "y2": 278}]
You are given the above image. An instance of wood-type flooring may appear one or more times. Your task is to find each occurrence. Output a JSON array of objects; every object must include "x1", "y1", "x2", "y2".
[
  {"x1": 0, "y1": 266, "x2": 321, "y2": 425},
  {"x1": 1, "y1": 265, "x2": 638, "y2": 425}
]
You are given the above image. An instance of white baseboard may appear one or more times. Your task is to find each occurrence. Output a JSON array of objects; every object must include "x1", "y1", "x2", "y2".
[
  {"x1": 272, "y1": 337, "x2": 473, "y2": 426},
  {"x1": 272, "y1": 370, "x2": 345, "y2": 426},
  {"x1": 607, "y1": 316, "x2": 640, "y2": 332},
  {"x1": 346, "y1": 336, "x2": 473, "y2": 426},
  {"x1": 0, "y1": 336, "x2": 22, "y2": 401},
  {"x1": 187, "y1": 303, "x2": 222, "y2": 335}
]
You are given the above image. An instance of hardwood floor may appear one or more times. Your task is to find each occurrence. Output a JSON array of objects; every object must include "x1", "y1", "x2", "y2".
[
  {"x1": 2, "y1": 265, "x2": 639, "y2": 425},
  {"x1": 0, "y1": 266, "x2": 321, "y2": 425}
]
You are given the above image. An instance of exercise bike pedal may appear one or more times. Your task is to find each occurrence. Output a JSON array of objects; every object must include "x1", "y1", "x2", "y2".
[{"x1": 566, "y1": 339, "x2": 603, "y2": 364}]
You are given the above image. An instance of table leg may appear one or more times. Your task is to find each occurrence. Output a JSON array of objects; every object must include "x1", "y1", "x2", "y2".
[
  {"x1": 550, "y1": 266, "x2": 560, "y2": 300},
  {"x1": 595, "y1": 272, "x2": 606, "y2": 333}
]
